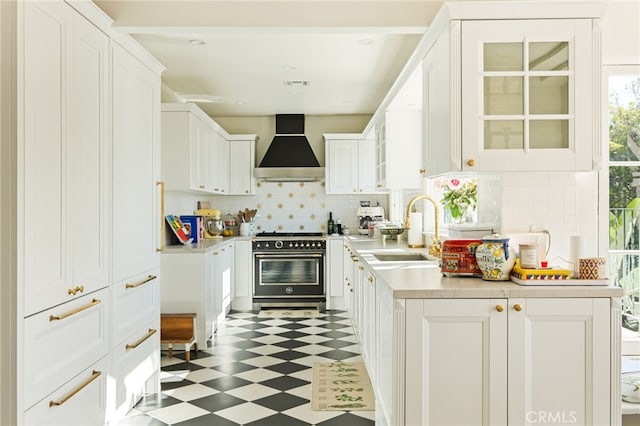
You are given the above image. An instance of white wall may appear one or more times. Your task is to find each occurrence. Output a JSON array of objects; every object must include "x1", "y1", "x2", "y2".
[{"x1": 602, "y1": 0, "x2": 640, "y2": 66}]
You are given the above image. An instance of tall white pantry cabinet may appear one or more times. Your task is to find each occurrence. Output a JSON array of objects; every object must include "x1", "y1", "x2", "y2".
[{"x1": 16, "y1": 1, "x2": 164, "y2": 424}]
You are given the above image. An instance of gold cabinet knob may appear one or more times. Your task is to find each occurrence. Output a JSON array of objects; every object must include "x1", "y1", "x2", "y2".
[
  {"x1": 358, "y1": 265, "x2": 364, "y2": 270},
  {"x1": 368, "y1": 277, "x2": 373, "y2": 283},
  {"x1": 419, "y1": 168, "x2": 426, "y2": 174},
  {"x1": 514, "y1": 304, "x2": 523, "y2": 312},
  {"x1": 467, "y1": 159, "x2": 475, "y2": 167},
  {"x1": 496, "y1": 304, "x2": 504, "y2": 312}
]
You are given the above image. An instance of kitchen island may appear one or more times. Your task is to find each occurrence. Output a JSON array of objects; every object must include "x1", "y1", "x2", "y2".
[{"x1": 343, "y1": 236, "x2": 623, "y2": 426}]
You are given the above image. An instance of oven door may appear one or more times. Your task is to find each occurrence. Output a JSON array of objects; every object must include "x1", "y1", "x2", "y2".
[{"x1": 253, "y1": 252, "x2": 325, "y2": 298}]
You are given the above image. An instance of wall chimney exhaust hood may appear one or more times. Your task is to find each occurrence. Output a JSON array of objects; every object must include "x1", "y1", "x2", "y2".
[{"x1": 254, "y1": 114, "x2": 325, "y2": 181}]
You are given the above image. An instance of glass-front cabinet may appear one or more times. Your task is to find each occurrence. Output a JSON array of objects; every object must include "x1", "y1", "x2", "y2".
[{"x1": 461, "y1": 19, "x2": 595, "y2": 171}]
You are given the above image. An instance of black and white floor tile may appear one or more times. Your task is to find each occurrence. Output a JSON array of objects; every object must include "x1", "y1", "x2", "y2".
[{"x1": 118, "y1": 310, "x2": 375, "y2": 425}]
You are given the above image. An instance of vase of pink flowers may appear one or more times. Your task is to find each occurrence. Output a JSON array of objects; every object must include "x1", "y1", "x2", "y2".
[{"x1": 438, "y1": 177, "x2": 478, "y2": 223}]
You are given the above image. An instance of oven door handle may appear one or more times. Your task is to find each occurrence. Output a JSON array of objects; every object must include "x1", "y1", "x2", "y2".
[{"x1": 254, "y1": 253, "x2": 324, "y2": 259}]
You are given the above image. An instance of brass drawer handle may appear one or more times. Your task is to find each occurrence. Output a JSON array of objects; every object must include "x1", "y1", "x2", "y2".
[
  {"x1": 358, "y1": 265, "x2": 364, "y2": 271},
  {"x1": 496, "y1": 304, "x2": 504, "y2": 312},
  {"x1": 67, "y1": 285, "x2": 84, "y2": 296},
  {"x1": 49, "y1": 370, "x2": 101, "y2": 407},
  {"x1": 368, "y1": 277, "x2": 373, "y2": 283},
  {"x1": 125, "y1": 274, "x2": 157, "y2": 289},
  {"x1": 49, "y1": 299, "x2": 101, "y2": 321},
  {"x1": 467, "y1": 159, "x2": 475, "y2": 167},
  {"x1": 514, "y1": 304, "x2": 523, "y2": 312},
  {"x1": 126, "y1": 328, "x2": 157, "y2": 350}
]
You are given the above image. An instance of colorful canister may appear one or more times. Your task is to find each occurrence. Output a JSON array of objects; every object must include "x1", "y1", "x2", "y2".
[
  {"x1": 441, "y1": 239, "x2": 483, "y2": 276},
  {"x1": 475, "y1": 234, "x2": 516, "y2": 281}
]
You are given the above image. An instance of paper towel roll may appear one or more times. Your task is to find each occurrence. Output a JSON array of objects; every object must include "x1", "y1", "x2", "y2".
[
  {"x1": 408, "y1": 212, "x2": 424, "y2": 247},
  {"x1": 569, "y1": 235, "x2": 584, "y2": 276}
]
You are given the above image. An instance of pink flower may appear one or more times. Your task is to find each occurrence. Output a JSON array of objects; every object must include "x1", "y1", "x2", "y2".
[{"x1": 448, "y1": 178, "x2": 462, "y2": 189}]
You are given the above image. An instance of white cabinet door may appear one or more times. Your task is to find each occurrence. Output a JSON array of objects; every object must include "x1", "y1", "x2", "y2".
[
  {"x1": 112, "y1": 43, "x2": 161, "y2": 281},
  {"x1": 212, "y1": 131, "x2": 229, "y2": 194},
  {"x1": 405, "y1": 298, "x2": 508, "y2": 426},
  {"x1": 229, "y1": 138, "x2": 256, "y2": 195},
  {"x1": 381, "y1": 110, "x2": 423, "y2": 190},
  {"x1": 508, "y1": 298, "x2": 611, "y2": 426},
  {"x1": 232, "y1": 239, "x2": 253, "y2": 311},
  {"x1": 327, "y1": 238, "x2": 344, "y2": 309},
  {"x1": 325, "y1": 135, "x2": 378, "y2": 194},
  {"x1": 216, "y1": 242, "x2": 234, "y2": 319},
  {"x1": 374, "y1": 279, "x2": 395, "y2": 426},
  {"x1": 22, "y1": 1, "x2": 109, "y2": 316},
  {"x1": 461, "y1": 19, "x2": 594, "y2": 171},
  {"x1": 326, "y1": 138, "x2": 358, "y2": 194}
]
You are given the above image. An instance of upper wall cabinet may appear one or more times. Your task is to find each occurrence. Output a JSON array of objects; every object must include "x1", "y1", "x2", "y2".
[
  {"x1": 228, "y1": 135, "x2": 257, "y2": 195},
  {"x1": 376, "y1": 109, "x2": 423, "y2": 190},
  {"x1": 421, "y1": 3, "x2": 601, "y2": 175},
  {"x1": 324, "y1": 134, "x2": 377, "y2": 194}
]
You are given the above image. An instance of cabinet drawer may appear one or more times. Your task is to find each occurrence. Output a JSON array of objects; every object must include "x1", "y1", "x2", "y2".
[
  {"x1": 24, "y1": 355, "x2": 108, "y2": 426},
  {"x1": 112, "y1": 271, "x2": 159, "y2": 346},
  {"x1": 24, "y1": 288, "x2": 109, "y2": 409},
  {"x1": 111, "y1": 319, "x2": 160, "y2": 419}
]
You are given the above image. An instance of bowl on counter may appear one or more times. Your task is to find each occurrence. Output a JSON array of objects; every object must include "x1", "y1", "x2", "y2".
[{"x1": 377, "y1": 226, "x2": 405, "y2": 241}]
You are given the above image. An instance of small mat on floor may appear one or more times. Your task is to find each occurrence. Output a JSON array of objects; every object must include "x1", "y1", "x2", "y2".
[
  {"x1": 311, "y1": 361, "x2": 375, "y2": 411},
  {"x1": 257, "y1": 309, "x2": 320, "y2": 319}
]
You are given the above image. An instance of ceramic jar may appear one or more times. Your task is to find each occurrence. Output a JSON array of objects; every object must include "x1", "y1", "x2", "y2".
[{"x1": 475, "y1": 234, "x2": 516, "y2": 281}]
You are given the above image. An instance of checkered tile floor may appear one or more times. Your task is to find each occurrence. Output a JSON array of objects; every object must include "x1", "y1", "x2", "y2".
[{"x1": 118, "y1": 310, "x2": 375, "y2": 425}]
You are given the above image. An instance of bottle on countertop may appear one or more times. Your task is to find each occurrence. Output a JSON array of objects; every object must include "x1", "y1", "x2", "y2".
[{"x1": 327, "y1": 212, "x2": 335, "y2": 235}]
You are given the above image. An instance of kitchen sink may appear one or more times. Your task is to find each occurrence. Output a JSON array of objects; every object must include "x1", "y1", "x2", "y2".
[{"x1": 373, "y1": 253, "x2": 437, "y2": 262}]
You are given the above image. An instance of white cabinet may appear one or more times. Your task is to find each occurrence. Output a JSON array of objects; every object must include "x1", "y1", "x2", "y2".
[
  {"x1": 161, "y1": 244, "x2": 233, "y2": 346},
  {"x1": 161, "y1": 105, "x2": 211, "y2": 192},
  {"x1": 21, "y1": 0, "x2": 110, "y2": 317},
  {"x1": 210, "y1": 129, "x2": 229, "y2": 194},
  {"x1": 420, "y1": 4, "x2": 600, "y2": 175},
  {"x1": 233, "y1": 239, "x2": 253, "y2": 311},
  {"x1": 213, "y1": 241, "x2": 234, "y2": 321},
  {"x1": 110, "y1": 39, "x2": 163, "y2": 421},
  {"x1": 326, "y1": 238, "x2": 344, "y2": 310},
  {"x1": 405, "y1": 297, "x2": 611, "y2": 425},
  {"x1": 461, "y1": 19, "x2": 595, "y2": 171},
  {"x1": 228, "y1": 136, "x2": 257, "y2": 195},
  {"x1": 375, "y1": 111, "x2": 423, "y2": 190},
  {"x1": 324, "y1": 134, "x2": 377, "y2": 194}
]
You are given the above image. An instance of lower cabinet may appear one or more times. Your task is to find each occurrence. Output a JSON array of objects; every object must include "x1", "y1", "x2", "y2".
[
  {"x1": 23, "y1": 288, "x2": 110, "y2": 411},
  {"x1": 109, "y1": 271, "x2": 160, "y2": 421},
  {"x1": 232, "y1": 239, "x2": 252, "y2": 311},
  {"x1": 24, "y1": 356, "x2": 110, "y2": 426},
  {"x1": 327, "y1": 238, "x2": 345, "y2": 310},
  {"x1": 161, "y1": 242, "x2": 235, "y2": 347},
  {"x1": 405, "y1": 297, "x2": 612, "y2": 426}
]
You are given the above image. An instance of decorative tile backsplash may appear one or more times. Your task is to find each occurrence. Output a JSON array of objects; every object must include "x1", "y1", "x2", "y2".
[{"x1": 165, "y1": 181, "x2": 388, "y2": 234}]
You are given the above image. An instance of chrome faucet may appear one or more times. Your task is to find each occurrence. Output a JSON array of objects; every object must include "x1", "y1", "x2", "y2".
[{"x1": 404, "y1": 194, "x2": 442, "y2": 258}]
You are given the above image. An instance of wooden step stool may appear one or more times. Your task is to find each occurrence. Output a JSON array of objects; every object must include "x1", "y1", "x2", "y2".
[{"x1": 160, "y1": 313, "x2": 198, "y2": 362}]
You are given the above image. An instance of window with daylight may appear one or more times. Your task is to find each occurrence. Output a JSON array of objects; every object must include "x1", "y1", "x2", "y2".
[{"x1": 606, "y1": 67, "x2": 640, "y2": 331}]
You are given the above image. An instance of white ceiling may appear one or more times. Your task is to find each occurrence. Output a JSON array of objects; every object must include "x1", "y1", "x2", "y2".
[{"x1": 94, "y1": 0, "x2": 445, "y2": 117}]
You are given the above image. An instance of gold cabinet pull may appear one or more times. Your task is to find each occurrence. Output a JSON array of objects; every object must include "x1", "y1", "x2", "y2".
[
  {"x1": 467, "y1": 159, "x2": 476, "y2": 167},
  {"x1": 125, "y1": 274, "x2": 157, "y2": 289},
  {"x1": 368, "y1": 277, "x2": 373, "y2": 283},
  {"x1": 156, "y1": 181, "x2": 165, "y2": 252},
  {"x1": 67, "y1": 285, "x2": 85, "y2": 296},
  {"x1": 49, "y1": 370, "x2": 101, "y2": 407},
  {"x1": 514, "y1": 303, "x2": 523, "y2": 312},
  {"x1": 126, "y1": 328, "x2": 157, "y2": 350},
  {"x1": 358, "y1": 265, "x2": 364, "y2": 271},
  {"x1": 49, "y1": 299, "x2": 101, "y2": 321},
  {"x1": 496, "y1": 304, "x2": 504, "y2": 312},
  {"x1": 419, "y1": 168, "x2": 426, "y2": 174}
]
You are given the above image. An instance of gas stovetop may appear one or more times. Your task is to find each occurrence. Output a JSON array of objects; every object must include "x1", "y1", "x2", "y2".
[
  {"x1": 255, "y1": 231, "x2": 323, "y2": 238},
  {"x1": 252, "y1": 232, "x2": 325, "y2": 251}
]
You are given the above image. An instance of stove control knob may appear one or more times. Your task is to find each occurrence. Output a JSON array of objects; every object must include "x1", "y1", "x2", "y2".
[
  {"x1": 294, "y1": 242, "x2": 299, "y2": 247},
  {"x1": 275, "y1": 240, "x2": 283, "y2": 249},
  {"x1": 264, "y1": 242, "x2": 270, "y2": 248}
]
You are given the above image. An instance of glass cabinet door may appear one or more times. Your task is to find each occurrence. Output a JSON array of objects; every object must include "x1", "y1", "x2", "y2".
[{"x1": 462, "y1": 19, "x2": 594, "y2": 171}]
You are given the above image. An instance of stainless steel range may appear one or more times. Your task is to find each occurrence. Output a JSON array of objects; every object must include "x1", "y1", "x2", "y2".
[{"x1": 252, "y1": 232, "x2": 326, "y2": 312}]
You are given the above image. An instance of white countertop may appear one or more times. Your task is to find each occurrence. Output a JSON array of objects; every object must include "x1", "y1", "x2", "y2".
[
  {"x1": 347, "y1": 237, "x2": 623, "y2": 299},
  {"x1": 162, "y1": 236, "x2": 249, "y2": 254}
]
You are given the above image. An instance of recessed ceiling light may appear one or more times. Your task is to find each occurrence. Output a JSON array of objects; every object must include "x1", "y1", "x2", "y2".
[
  {"x1": 188, "y1": 39, "x2": 205, "y2": 46},
  {"x1": 176, "y1": 93, "x2": 223, "y2": 103},
  {"x1": 283, "y1": 80, "x2": 310, "y2": 87},
  {"x1": 357, "y1": 38, "x2": 375, "y2": 45}
]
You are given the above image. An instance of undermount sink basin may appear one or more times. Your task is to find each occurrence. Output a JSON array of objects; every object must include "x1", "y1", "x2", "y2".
[{"x1": 373, "y1": 253, "x2": 437, "y2": 262}]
